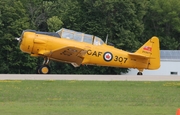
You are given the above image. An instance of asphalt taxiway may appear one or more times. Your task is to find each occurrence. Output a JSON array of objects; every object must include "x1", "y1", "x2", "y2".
[{"x1": 0, "y1": 74, "x2": 180, "y2": 81}]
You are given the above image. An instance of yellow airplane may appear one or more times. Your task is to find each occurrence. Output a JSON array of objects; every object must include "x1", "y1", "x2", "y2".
[{"x1": 17, "y1": 28, "x2": 160, "y2": 75}]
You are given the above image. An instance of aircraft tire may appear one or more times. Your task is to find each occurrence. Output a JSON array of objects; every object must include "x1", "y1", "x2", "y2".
[
  {"x1": 35, "y1": 65, "x2": 41, "y2": 74},
  {"x1": 137, "y1": 72, "x2": 143, "y2": 75},
  {"x1": 39, "y1": 65, "x2": 50, "y2": 74}
]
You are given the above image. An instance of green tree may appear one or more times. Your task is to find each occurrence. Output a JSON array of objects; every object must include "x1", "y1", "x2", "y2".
[
  {"x1": 143, "y1": 0, "x2": 180, "y2": 49},
  {"x1": 0, "y1": 0, "x2": 37, "y2": 73},
  {"x1": 47, "y1": 16, "x2": 63, "y2": 32}
]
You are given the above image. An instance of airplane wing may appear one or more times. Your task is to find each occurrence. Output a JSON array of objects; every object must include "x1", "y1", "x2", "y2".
[
  {"x1": 128, "y1": 53, "x2": 154, "y2": 59},
  {"x1": 39, "y1": 46, "x2": 87, "y2": 66}
]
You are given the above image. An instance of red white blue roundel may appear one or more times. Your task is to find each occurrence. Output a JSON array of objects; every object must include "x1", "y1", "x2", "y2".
[{"x1": 103, "y1": 52, "x2": 113, "y2": 62}]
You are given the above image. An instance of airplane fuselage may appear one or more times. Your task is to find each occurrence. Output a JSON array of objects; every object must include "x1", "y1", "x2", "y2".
[{"x1": 18, "y1": 28, "x2": 160, "y2": 74}]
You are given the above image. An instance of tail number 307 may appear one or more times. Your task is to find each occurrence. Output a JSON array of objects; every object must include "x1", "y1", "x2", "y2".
[{"x1": 114, "y1": 56, "x2": 128, "y2": 63}]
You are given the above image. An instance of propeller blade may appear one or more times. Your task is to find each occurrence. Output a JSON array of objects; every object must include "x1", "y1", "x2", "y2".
[{"x1": 15, "y1": 37, "x2": 20, "y2": 41}]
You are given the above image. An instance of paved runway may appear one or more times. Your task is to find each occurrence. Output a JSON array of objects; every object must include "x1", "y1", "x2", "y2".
[{"x1": 0, "y1": 74, "x2": 180, "y2": 81}]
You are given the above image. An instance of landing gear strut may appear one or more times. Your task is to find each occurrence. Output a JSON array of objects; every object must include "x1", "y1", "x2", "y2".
[{"x1": 36, "y1": 57, "x2": 51, "y2": 74}]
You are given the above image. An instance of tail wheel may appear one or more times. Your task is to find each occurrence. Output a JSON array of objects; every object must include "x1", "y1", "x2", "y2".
[
  {"x1": 137, "y1": 72, "x2": 143, "y2": 75},
  {"x1": 39, "y1": 65, "x2": 50, "y2": 74}
]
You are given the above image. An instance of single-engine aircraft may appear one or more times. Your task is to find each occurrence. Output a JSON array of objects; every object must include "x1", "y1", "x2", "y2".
[{"x1": 16, "y1": 28, "x2": 160, "y2": 75}]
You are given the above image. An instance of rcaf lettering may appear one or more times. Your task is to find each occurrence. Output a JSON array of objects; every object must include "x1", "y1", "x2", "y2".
[
  {"x1": 87, "y1": 50, "x2": 92, "y2": 55},
  {"x1": 87, "y1": 50, "x2": 102, "y2": 57}
]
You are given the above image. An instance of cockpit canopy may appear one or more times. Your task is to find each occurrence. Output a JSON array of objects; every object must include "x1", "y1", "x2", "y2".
[{"x1": 56, "y1": 28, "x2": 104, "y2": 45}]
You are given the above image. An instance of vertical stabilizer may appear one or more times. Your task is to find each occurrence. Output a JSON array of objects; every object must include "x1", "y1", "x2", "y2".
[{"x1": 135, "y1": 36, "x2": 160, "y2": 69}]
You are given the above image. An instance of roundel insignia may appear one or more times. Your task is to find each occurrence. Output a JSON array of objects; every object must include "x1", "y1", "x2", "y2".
[{"x1": 103, "y1": 52, "x2": 113, "y2": 62}]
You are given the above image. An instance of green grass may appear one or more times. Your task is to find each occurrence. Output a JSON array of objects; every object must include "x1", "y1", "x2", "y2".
[{"x1": 0, "y1": 80, "x2": 180, "y2": 115}]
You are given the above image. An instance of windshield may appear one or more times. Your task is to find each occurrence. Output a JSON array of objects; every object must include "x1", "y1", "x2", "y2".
[{"x1": 56, "y1": 28, "x2": 104, "y2": 45}]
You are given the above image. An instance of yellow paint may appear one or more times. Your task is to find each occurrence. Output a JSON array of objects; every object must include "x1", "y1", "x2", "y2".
[{"x1": 19, "y1": 28, "x2": 160, "y2": 73}]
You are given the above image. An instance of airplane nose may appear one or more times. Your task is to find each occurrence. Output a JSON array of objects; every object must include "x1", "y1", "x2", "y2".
[{"x1": 19, "y1": 30, "x2": 35, "y2": 54}]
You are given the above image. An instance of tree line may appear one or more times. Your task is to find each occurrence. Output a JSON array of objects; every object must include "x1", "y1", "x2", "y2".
[{"x1": 0, "y1": 0, "x2": 180, "y2": 74}]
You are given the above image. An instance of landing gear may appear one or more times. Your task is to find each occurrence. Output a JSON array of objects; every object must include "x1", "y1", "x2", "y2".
[
  {"x1": 36, "y1": 57, "x2": 51, "y2": 74},
  {"x1": 36, "y1": 65, "x2": 50, "y2": 74},
  {"x1": 137, "y1": 69, "x2": 143, "y2": 75},
  {"x1": 137, "y1": 72, "x2": 143, "y2": 75}
]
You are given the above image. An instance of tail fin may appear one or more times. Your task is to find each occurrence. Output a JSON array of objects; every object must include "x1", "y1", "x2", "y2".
[{"x1": 135, "y1": 36, "x2": 160, "y2": 69}]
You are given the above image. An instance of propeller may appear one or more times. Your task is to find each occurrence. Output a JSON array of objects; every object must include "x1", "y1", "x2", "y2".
[
  {"x1": 15, "y1": 30, "x2": 25, "y2": 46},
  {"x1": 15, "y1": 37, "x2": 20, "y2": 41}
]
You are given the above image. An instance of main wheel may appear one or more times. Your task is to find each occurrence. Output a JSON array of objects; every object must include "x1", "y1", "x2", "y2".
[
  {"x1": 137, "y1": 72, "x2": 143, "y2": 75},
  {"x1": 39, "y1": 65, "x2": 50, "y2": 74}
]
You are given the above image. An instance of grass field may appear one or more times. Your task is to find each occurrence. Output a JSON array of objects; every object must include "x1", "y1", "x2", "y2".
[{"x1": 0, "y1": 80, "x2": 180, "y2": 115}]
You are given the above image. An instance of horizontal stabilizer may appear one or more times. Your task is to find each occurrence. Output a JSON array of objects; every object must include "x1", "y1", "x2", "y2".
[{"x1": 128, "y1": 53, "x2": 154, "y2": 59}]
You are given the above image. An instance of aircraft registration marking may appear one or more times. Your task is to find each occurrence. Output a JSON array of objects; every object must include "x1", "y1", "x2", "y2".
[
  {"x1": 142, "y1": 51, "x2": 152, "y2": 54},
  {"x1": 114, "y1": 56, "x2": 128, "y2": 63}
]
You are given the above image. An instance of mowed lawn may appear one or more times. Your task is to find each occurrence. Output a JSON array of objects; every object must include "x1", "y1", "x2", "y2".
[{"x1": 0, "y1": 80, "x2": 180, "y2": 115}]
